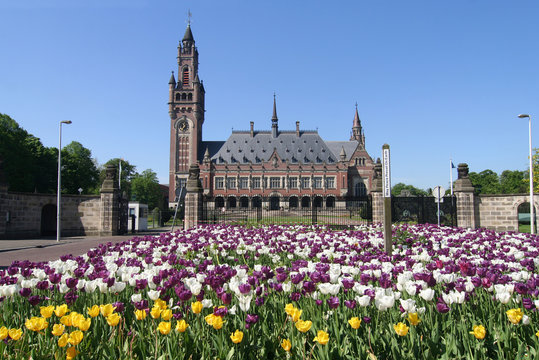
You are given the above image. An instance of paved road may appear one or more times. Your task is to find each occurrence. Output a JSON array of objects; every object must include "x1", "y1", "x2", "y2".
[{"x1": 0, "y1": 228, "x2": 171, "y2": 268}]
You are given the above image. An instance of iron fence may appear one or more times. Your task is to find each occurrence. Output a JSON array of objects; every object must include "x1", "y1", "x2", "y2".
[
  {"x1": 202, "y1": 195, "x2": 372, "y2": 227},
  {"x1": 391, "y1": 195, "x2": 456, "y2": 226}
]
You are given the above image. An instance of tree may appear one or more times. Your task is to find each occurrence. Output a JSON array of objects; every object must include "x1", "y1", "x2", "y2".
[
  {"x1": 391, "y1": 183, "x2": 428, "y2": 196},
  {"x1": 469, "y1": 170, "x2": 501, "y2": 195},
  {"x1": 500, "y1": 170, "x2": 527, "y2": 194},
  {"x1": 0, "y1": 113, "x2": 56, "y2": 193},
  {"x1": 61, "y1": 141, "x2": 100, "y2": 194},
  {"x1": 131, "y1": 169, "x2": 162, "y2": 210},
  {"x1": 99, "y1": 158, "x2": 137, "y2": 198}
]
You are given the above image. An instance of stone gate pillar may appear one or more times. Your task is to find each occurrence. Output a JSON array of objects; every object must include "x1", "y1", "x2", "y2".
[
  {"x1": 184, "y1": 164, "x2": 203, "y2": 230},
  {"x1": 100, "y1": 164, "x2": 120, "y2": 236},
  {"x1": 454, "y1": 163, "x2": 476, "y2": 228},
  {"x1": 371, "y1": 160, "x2": 384, "y2": 224}
]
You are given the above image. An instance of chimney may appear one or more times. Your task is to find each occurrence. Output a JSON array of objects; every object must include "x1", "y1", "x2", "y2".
[
  {"x1": 250, "y1": 121, "x2": 254, "y2": 137},
  {"x1": 296, "y1": 121, "x2": 300, "y2": 137}
]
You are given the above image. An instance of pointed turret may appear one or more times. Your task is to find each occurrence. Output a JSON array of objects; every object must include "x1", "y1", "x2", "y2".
[
  {"x1": 169, "y1": 71, "x2": 176, "y2": 85},
  {"x1": 350, "y1": 103, "x2": 364, "y2": 144},
  {"x1": 340, "y1": 146, "x2": 347, "y2": 161},
  {"x1": 271, "y1": 93, "x2": 278, "y2": 138}
]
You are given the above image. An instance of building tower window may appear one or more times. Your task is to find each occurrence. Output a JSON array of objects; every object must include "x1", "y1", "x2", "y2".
[{"x1": 182, "y1": 68, "x2": 189, "y2": 87}]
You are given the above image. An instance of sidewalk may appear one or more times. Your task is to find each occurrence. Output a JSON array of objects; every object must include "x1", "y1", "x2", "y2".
[{"x1": 0, "y1": 227, "x2": 173, "y2": 268}]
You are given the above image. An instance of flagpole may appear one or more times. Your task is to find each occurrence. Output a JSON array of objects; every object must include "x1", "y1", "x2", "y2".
[{"x1": 450, "y1": 158, "x2": 453, "y2": 196}]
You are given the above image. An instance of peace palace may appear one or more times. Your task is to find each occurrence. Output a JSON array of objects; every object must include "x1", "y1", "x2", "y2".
[{"x1": 168, "y1": 24, "x2": 376, "y2": 209}]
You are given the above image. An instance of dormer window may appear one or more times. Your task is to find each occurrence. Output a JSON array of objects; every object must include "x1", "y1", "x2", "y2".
[{"x1": 182, "y1": 68, "x2": 189, "y2": 87}]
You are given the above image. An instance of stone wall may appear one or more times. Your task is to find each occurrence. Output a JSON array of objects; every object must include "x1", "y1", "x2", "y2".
[
  {"x1": 454, "y1": 163, "x2": 535, "y2": 232},
  {"x1": 476, "y1": 194, "x2": 533, "y2": 232},
  {"x1": 0, "y1": 192, "x2": 101, "y2": 239},
  {"x1": 0, "y1": 164, "x2": 125, "y2": 239}
]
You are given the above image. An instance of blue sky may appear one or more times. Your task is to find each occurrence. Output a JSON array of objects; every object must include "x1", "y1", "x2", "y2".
[{"x1": 1, "y1": 0, "x2": 538, "y2": 191}]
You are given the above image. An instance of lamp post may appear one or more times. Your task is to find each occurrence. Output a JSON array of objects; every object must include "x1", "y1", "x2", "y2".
[
  {"x1": 57, "y1": 120, "x2": 72, "y2": 242},
  {"x1": 518, "y1": 114, "x2": 534, "y2": 234}
]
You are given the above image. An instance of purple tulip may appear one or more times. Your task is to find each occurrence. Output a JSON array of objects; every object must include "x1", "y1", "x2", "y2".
[
  {"x1": 19, "y1": 288, "x2": 31, "y2": 297},
  {"x1": 327, "y1": 296, "x2": 339, "y2": 309},
  {"x1": 344, "y1": 300, "x2": 356, "y2": 309}
]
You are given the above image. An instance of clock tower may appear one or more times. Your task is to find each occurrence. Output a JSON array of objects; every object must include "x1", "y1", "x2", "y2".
[{"x1": 168, "y1": 22, "x2": 205, "y2": 203}]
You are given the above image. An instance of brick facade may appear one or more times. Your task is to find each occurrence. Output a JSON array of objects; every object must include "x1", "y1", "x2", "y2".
[{"x1": 169, "y1": 24, "x2": 376, "y2": 205}]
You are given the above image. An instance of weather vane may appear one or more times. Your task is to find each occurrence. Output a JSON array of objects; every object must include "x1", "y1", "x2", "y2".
[{"x1": 187, "y1": 9, "x2": 192, "y2": 25}]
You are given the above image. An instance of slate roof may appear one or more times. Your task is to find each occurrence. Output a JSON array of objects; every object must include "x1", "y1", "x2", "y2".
[
  {"x1": 209, "y1": 131, "x2": 342, "y2": 165},
  {"x1": 199, "y1": 141, "x2": 225, "y2": 163},
  {"x1": 326, "y1": 141, "x2": 359, "y2": 162}
]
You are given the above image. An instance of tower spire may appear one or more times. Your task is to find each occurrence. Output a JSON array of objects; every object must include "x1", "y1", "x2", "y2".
[
  {"x1": 271, "y1": 93, "x2": 278, "y2": 138},
  {"x1": 350, "y1": 102, "x2": 363, "y2": 142}
]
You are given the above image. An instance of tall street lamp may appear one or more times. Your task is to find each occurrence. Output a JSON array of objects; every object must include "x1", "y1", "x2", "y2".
[
  {"x1": 57, "y1": 120, "x2": 72, "y2": 242},
  {"x1": 518, "y1": 114, "x2": 534, "y2": 234}
]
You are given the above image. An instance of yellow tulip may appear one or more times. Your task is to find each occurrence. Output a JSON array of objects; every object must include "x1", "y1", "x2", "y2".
[
  {"x1": 100, "y1": 304, "x2": 115, "y2": 317},
  {"x1": 60, "y1": 315, "x2": 73, "y2": 327},
  {"x1": 394, "y1": 322, "x2": 409, "y2": 336},
  {"x1": 348, "y1": 317, "x2": 361, "y2": 329},
  {"x1": 8, "y1": 328, "x2": 23, "y2": 341},
  {"x1": 87, "y1": 305, "x2": 100, "y2": 318},
  {"x1": 230, "y1": 329, "x2": 244, "y2": 344},
  {"x1": 191, "y1": 301, "x2": 203, "y2": 314},
  {"x1": 66, "y1": 347, "x2": 78, "y2": 360},
  {"x1": 106, "y1": 313, "x2": 121, "y2": 327},
  {"x1": 285, "y1": 303, "x2": 295, "y2": 316},
  {"x1": 154, "y1": 298, "x2": 167, "y2": 310},
  {"x1": 295, "y1": 319, "x2": 312, "y2": 333},
  {"x1": 58, "y1": 333, "x2": 69, "y2": 347},
  {"x1": 25, "y1": 317, "x2": 48, "y2": 332},
  {"x1": 212, "y1": 316, "x2": 224, "y2": 330},
  {"x1": 161, "y1": 309, "x2": 173, "y2": 321},
  {"x1": 135, "y1": 309, "x2": 147, "y2": 320},
  {"x1": 0, "y1": 326, "x2": 8, "y2": 340},
  {"x1": 70, "y1": 312, "x2": 85, "y2": 328},
  {"x1": 506, "y1": 308, "x2": 523, "y2": 325},
  {"x1": 158, "y1": 321, "x2": 171, "y2": 335},
  {"x1": 313, "y1": 330, "x2": 329, "y2": 345},
  {"x1": 51, "y1": 324, "x2": 65, "y2": 336},
  {"x1": 150, "y1": 306, "x2": 162, "y2": 319},
  {"x1": 176, "y1": 319, "x2": 189, "y2": 333},
  {"x1": 536, "y1": 330, "x2": 539, "y2": 338},
  {"x1": 68, "y1": 330, "x2": 84, "y2": 346},
  {"x1": 407, "y1": 313, "x2": 421, "y2": 326},
  {"x1": 205, "y1": 313, "x2": 216, "y2": 326},
  {"x1": 469, "y1": 325, "x2": 486, "y2": 340},
  {"x1": 291, "y1": 308, "x2": 302, "y2": 323},
  {"x1": 54, "y1": 304, "x2": 69, "y2": 317},
  {"x1": 281, "y1": 338, "x2": 291, "y2": 352},
  {"x1": 40, "y1": 305, "x2": 55, "y2": 318},
  {"x1": 77, "y1": 318, "x2": 91, "y2": 332}
]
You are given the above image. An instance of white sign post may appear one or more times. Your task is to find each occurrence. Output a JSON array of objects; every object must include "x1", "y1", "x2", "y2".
[
  {"x1": 382, "y1": 144, "x2": 392, "y2": 255},
  {"x1": 432, "y1": 185, "x2": 445, "y2": 226}
]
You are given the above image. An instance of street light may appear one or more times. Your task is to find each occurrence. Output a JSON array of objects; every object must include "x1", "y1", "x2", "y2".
[
  {"x1": 57, "y1": 120, "x2": 72, "y2": 242},
  {"x1": 518, "y1": 114, "x2": 534, "y2": 234}
]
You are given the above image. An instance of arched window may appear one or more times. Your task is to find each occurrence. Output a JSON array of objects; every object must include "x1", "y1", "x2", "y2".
[
  {"x1": 175, "y1": 93, "x2": 181, "y2": 101},
  {"x1": 239, "y1": 197, "x2": 249, "y2": 208},
  {"x1": 252, "y1": 196, "x2": 262, "y2": 208},
  {"x1": 182, "y1": 68, "x2": 189, "y2": 87},
  {"x1": 518, "y1": 202, "x2": 537, "y2": 231},
  {"x1": 215, "y1": 197, "x2": 225, "y2": 209},
  {"x1": 188, "y1": 93, "x2": 193, "y2": 101},
  {"x1": 354, "y1": 182, "x2": 367, "y2": 197},
  {"x1": 289, "y1": 197, "x2": 298, "y2": 208},
  {"x1": 301, "y1": 196, "x2": 311, "y2": 208},
  {"x1": 227, "y1": 197, "x2": 237, "y2": 209},
  {"x1": 313, "y1": 196, "x2": 323, "y2": 208},
  {"x1": 326, "y1": 196, "x2": 335, "y2": 208},
  {"x1": 182, "y1": 93, "x2": 187, "y2": 100},
  {"x1": 270, "y1": 196, "x2": 280, "y2": 210}
]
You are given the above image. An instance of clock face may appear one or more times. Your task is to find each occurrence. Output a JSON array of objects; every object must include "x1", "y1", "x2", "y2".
[{"x1": 179, "y1": 120, "x2": 189, "y2": 132}]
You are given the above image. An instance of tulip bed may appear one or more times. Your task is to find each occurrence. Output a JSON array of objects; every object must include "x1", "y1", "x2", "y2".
[{"x1": 1, "y1": 223, "x2": 539, "y2": 359}]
